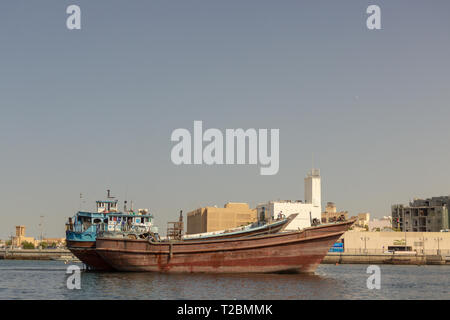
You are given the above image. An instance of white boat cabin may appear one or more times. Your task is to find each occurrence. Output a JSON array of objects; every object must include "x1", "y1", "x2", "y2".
[
  {"x1": 96, "y1": 200, "x2": 119, "y2": 213},
  {"x1": 105, "y1": 210, "x2": 155, "y2": 233}
]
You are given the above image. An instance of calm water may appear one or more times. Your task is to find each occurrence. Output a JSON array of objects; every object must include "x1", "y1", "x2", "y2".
[{"x1": 0, "y1": 260, "x2": 448, "y2": 299}]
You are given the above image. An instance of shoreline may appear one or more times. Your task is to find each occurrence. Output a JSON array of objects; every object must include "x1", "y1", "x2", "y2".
[
  {"x1": 322, "y1": 252, "x2": 450, "y2": 265},
  {"x1": 1, "y1": 249, "x2": 449, "y2": 265},
  {"x1": 0, "y1": 248, "x2": 79, "y2": 262}
]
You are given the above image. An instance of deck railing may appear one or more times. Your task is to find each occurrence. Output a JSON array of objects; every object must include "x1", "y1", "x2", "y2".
[
  {"x1": 97, "y1": 223, "x2": 149, "y2": 233},
  {"x1": 66, "y1": 223, "x2": 97, "y2": 233}
]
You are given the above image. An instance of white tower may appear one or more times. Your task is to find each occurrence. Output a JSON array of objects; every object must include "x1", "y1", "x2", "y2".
[{"x1": 304, "y1": 168, "x2": 321, "y2": 213}]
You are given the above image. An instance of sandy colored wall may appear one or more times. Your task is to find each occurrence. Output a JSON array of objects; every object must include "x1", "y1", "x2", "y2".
[
  {"x1": 342, "y1": 231, "x2": 450, "y2": 254},
  {"x1": 186, "y1": 203, "x2": 256, "y2": 234}
]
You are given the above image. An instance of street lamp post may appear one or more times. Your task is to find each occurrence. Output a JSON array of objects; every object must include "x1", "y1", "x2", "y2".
[
  {"x1": 39, "y1": 215, "x2": 44, "y2": 249},
  {"x1": 434, "y1": 237, "x2": 443, "y2": 255},
  {"x1": 404, "y1": 229, "x2": 407, "y2": 251},
  {"x1": 361, "y1": 236, "x2": 369, "y2": 254}
]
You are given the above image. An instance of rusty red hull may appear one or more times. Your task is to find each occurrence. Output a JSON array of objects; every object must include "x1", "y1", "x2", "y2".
[
  {"x1": 66, "y1": 240, "x2": 114, "y2": 271},
  {"x1": 96, "y1": 220, "x2": 355, "y2": 274}
]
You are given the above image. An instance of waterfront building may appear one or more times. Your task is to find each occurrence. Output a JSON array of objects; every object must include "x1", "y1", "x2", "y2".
[
  {"x1": 392, "y1": 196, "x2": 450, "y2": 232},
  {"x1": 356, "y1": 213, "x2": 370, "y2": 228},
  {"x1": 11, "y1": 226, "x2": 65, "y2": 248},
  {"x1": 41, "y1": 238, "x2": 66, "y2": 247},
  {"x1": 347, "y1": 213, "x2": 370, "y2": 230},
  {"x1": 186, "y1": 203, "x2": 257, "y2": 234},
  {"x1": 12, "y1": 226, "x2": 37, "y2": 248},
  {"x1": 256, "y1": 169, "x2": 322, "y2": 231},
  {"x1": 321, "y1": 202, "x2": 348, "y2": 223},
  {"x1": 341, "y1": 231, "x2": 450, "y2": 255}
]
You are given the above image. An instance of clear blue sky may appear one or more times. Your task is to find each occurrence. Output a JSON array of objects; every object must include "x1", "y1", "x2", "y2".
[{"x1": 1, "y1": 1, "x2": 450, "y2": 238}]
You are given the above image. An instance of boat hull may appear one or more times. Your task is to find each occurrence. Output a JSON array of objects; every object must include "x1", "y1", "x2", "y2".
[
  {"x1": 66, "y1": 240, "x2": 114, "y2": 271},
  {"x1": 96, "y1": 220, "x2": 354, "y2": 274}
]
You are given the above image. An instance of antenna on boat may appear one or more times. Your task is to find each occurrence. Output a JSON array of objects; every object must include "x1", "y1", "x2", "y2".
[
  {"x1": 107, "y1": 189, "x2": 115, "y2": 199},
  {"x1": 124, "y1": 185, "x2": 128, "y2": 213}
]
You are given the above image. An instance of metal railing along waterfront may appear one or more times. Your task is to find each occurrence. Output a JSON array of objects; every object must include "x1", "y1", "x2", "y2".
[{"x1": 338, "y1": 248, "x2": 450, "y2": 256}]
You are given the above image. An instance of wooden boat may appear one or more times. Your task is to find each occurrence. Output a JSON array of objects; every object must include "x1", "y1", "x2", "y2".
[
  {"x1": 66, "y1": 240, "x2": 114, "y2": 271},
  {"x1": 65, "y1": 191, "x2": 156, "y2": 271},
  {"x1": 96, "y1": 219, "x2": 356, "y2": 274},
  {"x1": 181, "y1": 213, "x2": 298, "y2": 241}
]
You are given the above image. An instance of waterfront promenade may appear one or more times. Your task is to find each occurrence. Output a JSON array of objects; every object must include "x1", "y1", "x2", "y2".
[
  {"x1": 0, "y1": 248, "x2": 79, "y2": 261},
  {"x1": 322, "y1": 251, "x2": 450, "y2": 265}
]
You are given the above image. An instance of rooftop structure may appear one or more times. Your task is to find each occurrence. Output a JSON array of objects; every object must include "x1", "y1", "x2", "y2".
[
  {"x1": 96, "y1": 190, "x2": 119, "y2": 213},
  {"x1": 321, "y1": 202, "x2": 348, "y2": 223}
]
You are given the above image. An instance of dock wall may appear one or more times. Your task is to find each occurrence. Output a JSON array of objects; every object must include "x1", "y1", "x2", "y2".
[
  {"x1": 0, "y1": 248, "x2": 76, "y2": 261},
  {"x1": 1, "y1": 249, "x2": 449, "y2": 266},
  {"x1": 322, "y1": 252, "x2": 450, "y2": 265}
]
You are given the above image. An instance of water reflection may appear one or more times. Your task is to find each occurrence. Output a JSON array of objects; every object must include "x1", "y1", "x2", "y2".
[
  {"x1": 0, "y1": 260, "x2": 448, "y2": 300},
  {"x1": 78, "y1": 269, "x2": 346, "y2": 300}
]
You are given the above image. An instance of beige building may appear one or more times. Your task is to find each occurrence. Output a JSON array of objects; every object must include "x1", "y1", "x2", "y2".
[
  {"x1": 42, "y1": 238, "x2": 66, "y2": 247},
  {"x1": 12, "y1": 226, "x2": 37, "y2": 247},
  {"x1": 341, "y1": 231, "x2": 450, "y2": 255},
  {"x1": 351, "y1": 213, "x2": 370, "y2": 229},
  {"x1": 11, "y1": 226, "x2": 65, "y2": 248},
  {"x1": 187, "y1": 203, "x2": 257, "y2": 234},
  {"x1": 321, "y1": 202, "x2": 348, "y2": 223}
]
